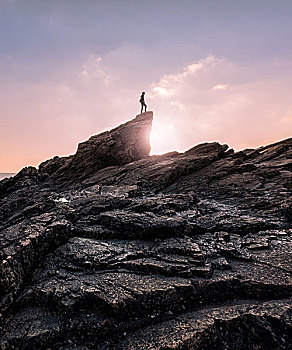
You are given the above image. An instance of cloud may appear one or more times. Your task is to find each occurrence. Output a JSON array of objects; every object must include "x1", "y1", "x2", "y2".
[
  {"x1": 79, "y1": 70, "x2": 88, "y2": 78},
  {"x1": 148, "y1": 55, "x2": 292, "y2": 153},
  {"x1": 153, "y1": 86, "x2": 175, "y2": 97},
  {"x1": 0, "y1": 48, "x2": 149, "y2": 171},
  {"x1": 213, "y1": 84, "x2": 229, "y2": 90},
  {"x1": 1, "y1": 49, "x2": 292, "y2": 171},
  {"x1": 79, "y1": 56, "x2": 111, "y2": 85},
  {"x1": 150, "y1": 56, "x2": 217, "y2": 98}
]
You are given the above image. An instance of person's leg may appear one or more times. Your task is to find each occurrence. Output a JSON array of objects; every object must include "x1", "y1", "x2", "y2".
[
  {"x1": 145, "y1": 103, "x2": 147, "y2": 112},
  {"x1": 140, "y1": 103, "x2": 143, "y2": 113}
]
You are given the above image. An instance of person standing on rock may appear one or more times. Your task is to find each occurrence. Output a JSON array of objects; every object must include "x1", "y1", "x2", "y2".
[{"x1": 140, "y1": 92, "x2": 147, "y2": 113}]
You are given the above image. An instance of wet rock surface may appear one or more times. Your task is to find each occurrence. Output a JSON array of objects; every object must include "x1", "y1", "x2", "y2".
[{"x1": 0, "y1": 112, "x2": 292, "y2": 349}]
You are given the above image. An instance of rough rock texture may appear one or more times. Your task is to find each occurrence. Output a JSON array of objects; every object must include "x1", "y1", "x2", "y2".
[
  {"x1": 0, "y1": 112, "x2": 291, "y2": 349},
  {"x1": 40, "y1": 111, "x2": 153, "y2": 185}
]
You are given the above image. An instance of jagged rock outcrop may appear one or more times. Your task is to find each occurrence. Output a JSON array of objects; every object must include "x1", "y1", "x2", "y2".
[
  {"x1": 0, "y1": 112, "x2": 291, "y2": 349},
  {"x1": 40, "y1": 111, "x2": 153, "y2": 184}
]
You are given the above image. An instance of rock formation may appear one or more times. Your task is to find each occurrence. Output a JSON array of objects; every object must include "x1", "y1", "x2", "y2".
[
  {"x1": 0, "y1": 111, "x2": 291, "y2": 349},
  {"x1": 39, "y1": 111, "x2": 153, "y2": 185}
]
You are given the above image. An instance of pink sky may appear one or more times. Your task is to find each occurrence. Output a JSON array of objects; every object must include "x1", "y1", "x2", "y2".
[
  {"x1": 1, "y1": 53, "x2": 292, "y2": 172},
  {"x1": 1, "y1": 1, "x2": 292, "y2": 172}
]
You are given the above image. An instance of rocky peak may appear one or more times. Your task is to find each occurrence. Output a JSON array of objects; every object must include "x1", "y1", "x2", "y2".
[{"x1": 41, "y1": 111, "x2": 153, "y2": 182}]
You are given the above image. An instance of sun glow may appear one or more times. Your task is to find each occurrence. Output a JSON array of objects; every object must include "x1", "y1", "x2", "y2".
[{"x1": 150, "y1": 119, "x2": 177, "y2": 155}]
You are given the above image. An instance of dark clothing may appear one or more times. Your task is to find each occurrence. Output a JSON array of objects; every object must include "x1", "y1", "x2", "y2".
[
  {"x1": 139, "y1": 94, "x2": 147, "y2": 113},
  {"x1": 140, "y1": 101, "x2": 147, "y2": 113}
]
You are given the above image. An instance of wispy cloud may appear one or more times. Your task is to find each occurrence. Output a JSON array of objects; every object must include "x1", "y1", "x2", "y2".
[
  {"x1": 1, "y1": 51, "x2": 292, "y2": 171},
  {"x1": 79, "y1": 56, "x2": 111, "y2": 85},
  {"x1": 149, "y1": 55, "x2": 292, "y2": 153},
  {"x1": 150, "y1": 56, "x2": 217, "y2": 97},
  {"x1": 153, "y1": 86, "x2": 175, "y2": 97},
  {"x1": 213, "y1": 84, "x2": 229, "y2": 90}
]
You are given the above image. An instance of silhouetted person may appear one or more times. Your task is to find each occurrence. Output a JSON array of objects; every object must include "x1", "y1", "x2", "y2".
[{"x1": 140, "y1": 92, "x2": 147, "y2": 113}]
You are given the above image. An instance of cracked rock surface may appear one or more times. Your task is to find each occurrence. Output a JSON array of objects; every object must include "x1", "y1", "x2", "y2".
[{"x1": 0, "y1": 112, "x2": 292, "y2": 349}]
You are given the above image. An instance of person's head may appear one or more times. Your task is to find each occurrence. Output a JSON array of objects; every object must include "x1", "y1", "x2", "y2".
[{"x1": 142, "y1": 91, "x2": 145, "y2": 95}]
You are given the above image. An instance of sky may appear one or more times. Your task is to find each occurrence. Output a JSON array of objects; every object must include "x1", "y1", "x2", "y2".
[{"x1": 1, "y1": 0, "x2": 292, "y2": 172}]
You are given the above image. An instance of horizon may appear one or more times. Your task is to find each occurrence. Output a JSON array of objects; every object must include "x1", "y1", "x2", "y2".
[
  {"x1": 1, "y1": 0, "x2": 292, "y2": 172},
  {"x1": 1, "y1": 110, "x2": 291, "y2": 176}
]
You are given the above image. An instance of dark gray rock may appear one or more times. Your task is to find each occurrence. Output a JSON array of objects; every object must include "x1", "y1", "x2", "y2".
[
  {"x1": 40, "y1": 111, "x2": 153, "y2": 185},
  {"x1": 0, "y1": 113, "x2": 291, "y2": 349}
]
